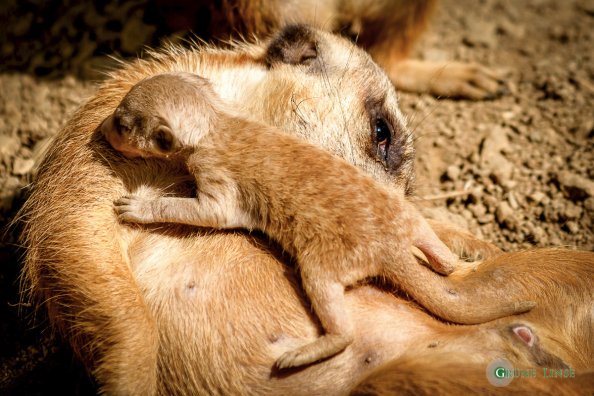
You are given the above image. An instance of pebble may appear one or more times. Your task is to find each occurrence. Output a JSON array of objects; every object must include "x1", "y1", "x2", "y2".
[
  {"x1": 496, "y1": 202, "x2": 514, "y2": 224},
  {"x1": 565, "y1": 221, "x2": 580, "y2": 234},
  {"x1": 529, "y1": 191, "x2": 547, "y2": 205},
  {"x1": 556, "y1": 171, "x2": 594, "y2": 200},
  {"x1": 574, "y1": 119, "x2": 594, "y2": 140},
  {"x1": 463, "y1": 19, "x2": 497, "y2": 48},
  {"x1": 0, "y1": 135, "x2": 21, "y2": 163},
  {"x1": 12, "y1": 157, "x2": 35, "y2": 175},
  {"x1": 469, "y1": 203, "x2": 487, "y2": 218},
  {"x1": 497, "y1": 19, "x2": 526, "y2": 39},
  {"x1": 585, "y1": 197, "x2": 594, "y2": 212},
  {"x1": 507, "y1": 192, "x2": 520, "y2": 210},
  {"x1": 563, "y1": 203, "x2": 583, "y2": 220},
  {"x1": 531, "y1": 225, "x2": 547, "y2": 244},
  {"x1": 445, "y1": 165, "x2": 461, "y2": 181}
]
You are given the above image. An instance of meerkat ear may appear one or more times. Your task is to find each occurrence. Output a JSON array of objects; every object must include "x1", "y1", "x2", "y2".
[
  {"x1": 153, "y1": 125, "x2": 178, "y2": 153},
  {"x1": 265, "y1": 24, "x2": 318, "y2": 66},
  {"x1": 100, "y1": 114, "x2": 115, "y2": 136},
  {"x1": 507, "y1": 324, "x2": 569, "y2": 369}
]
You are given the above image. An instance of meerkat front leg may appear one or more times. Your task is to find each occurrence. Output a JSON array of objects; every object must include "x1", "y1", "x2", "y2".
[{"x1": 114, "y1": 195, "x2": 255, "y2": 230}]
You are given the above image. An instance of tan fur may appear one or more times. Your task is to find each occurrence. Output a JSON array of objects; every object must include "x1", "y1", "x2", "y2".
[
  {"x1": 351, "y1": 352, "x2": 594, "y2": 395},
  {"x1": 158, "y1": 0, "x2": 504, "y2": 99},
  {"x1": 350, "y1": 250, "x2": 594, "y2": 394},
  {"x1": 101, "y1": 72, "x2": 531, "y2": 368},
  {"x1": 19, "y1": 27, "x2": 594, "y2": 394}
]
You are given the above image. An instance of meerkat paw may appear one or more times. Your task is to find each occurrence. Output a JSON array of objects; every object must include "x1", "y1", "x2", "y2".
[
  {"x1": 426, "y1": 219, "x2": 503, "y2": 264},
  {"x1": 276, "y1": 334, "x2": 352, "y2": 370},
  {"x1": 391, "y1": 60, "x2": 507, "y2": 100},
  {"x1": 114, "y1": 194, "x2": 157, "y2": 224},
  {"x1": 428, "y1": 62, "x2": 506, "y2": 100}
]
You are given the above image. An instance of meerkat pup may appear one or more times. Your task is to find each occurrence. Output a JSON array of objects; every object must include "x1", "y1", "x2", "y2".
[{"x1": 101, "y1": 72, "x2": 534, "y2": 369}]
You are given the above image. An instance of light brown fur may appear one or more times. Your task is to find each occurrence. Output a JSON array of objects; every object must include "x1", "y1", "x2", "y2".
[
  {"x1": 157, "y1": 0, "x2": 504, "y2": 99},
  {"x1": 351, "y1": 353, "x2": 594, "y2": 395},
  {"x1": 19, "y1": 26, "x2": 594, "y2": 394},
  {"x1": 100, "y1": 71, "x2": 531, "y2": 368}
]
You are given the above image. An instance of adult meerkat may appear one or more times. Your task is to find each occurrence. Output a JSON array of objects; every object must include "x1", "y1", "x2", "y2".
[
  {"x1": 20, "y1": 26, "x2": 593, "y2": 394},
  {"x1": 100, "y1": 72, "x2": 532, "y2": 369},
  {"x1": 157, "y1": 0, "x2": 505, "y2": 100}
]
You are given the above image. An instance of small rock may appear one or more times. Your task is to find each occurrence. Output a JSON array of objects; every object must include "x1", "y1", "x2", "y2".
[
  {"x1": 463, "y1": 19, "x2": 497, "y2": 48},
  {"x1": 476, "y1": 214, "x2": 494, "y2": 225},
  {"x1": 496, "y1": 202, "x2": 514, "y2": 224},
  {"x1": 462, "y1": 209, "x2": 473, "y2": 221},
  {"x1": 565, "y1": 221, "x2": 580, "y2": 235},
  {"x1": 490, "y1": 156, "x2": 514, "y2": 186},
  {"x1": 548, "y1": 25, "x2": 575, "y2": 43},
  {"x1": 0, "y1": 134, "x2": 21, "y2": 162},
  {"x1": 573, "y1": 119, "x2": 594, "y2": 140},
  {"x1": 12, "y1": 157, "x2": 35, "y2": 175},
  {"x1": 529, "y1": 191, "x2": 547, "y2": 204},
  {"x1": 483, "y1": 195, "x2": 498, "y2": 213},
  {"x1": 507, "y1": 192, "x2": 520, "y2": 210},
  {"x1": 556, "y1": 171, "x2": 594, "y2": 200},
  {"x1": 469, "y1": 203, "x2": 487, "y2": 218},
  {"x1": 549, "y1": 235, "x2": 563, "y2": 246},
  {"x1": 445, "y1": 165, "x2": 461, "y2": 181},
  {"x1": 531, "y1": 226, "x2": 547, "y2": 244},
  {"x1": 585, "y1": 197, "x2": 594, "y2": 212},
  {"x1": 480, "y1": 128, "x2": 515, "y2": 185},
  {"x1": 563, "y1": 203, "x2": 583, "y2": 220},
  {"x1": 497, "y1": 18, "x2": 526, "y2": 39}
]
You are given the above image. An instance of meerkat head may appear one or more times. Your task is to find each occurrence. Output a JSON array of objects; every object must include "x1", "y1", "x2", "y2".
[
  {"x1": 239, "y1": 25, "x2": 416, "y2": 194},
  {"x1": 101, "y1": 73, "x2": 221, "y2": 159}
]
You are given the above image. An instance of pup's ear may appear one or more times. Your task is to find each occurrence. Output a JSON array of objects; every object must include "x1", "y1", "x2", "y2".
[
  {"x1": 152, "y1": 124, "x2": 178, "y2": 153},
  {"x1": 265, "y1": 24, "x2": 318, "y2": 66},
  {"x1": 100, "y1": 114, "x2": 115, "y2": 136}
]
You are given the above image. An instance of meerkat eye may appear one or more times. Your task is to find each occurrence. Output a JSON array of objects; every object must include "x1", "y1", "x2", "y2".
[
  {"x1": 374, "y1": 117, "x2": 391, "y2": 161},
  {"x1": 153, "y1": 126, "x2": 175, "y2": 153}
]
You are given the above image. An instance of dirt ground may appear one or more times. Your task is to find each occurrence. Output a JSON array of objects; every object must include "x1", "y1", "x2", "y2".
[{"x1": 0, "y1": 0, "x2": 592, "y2": 394}]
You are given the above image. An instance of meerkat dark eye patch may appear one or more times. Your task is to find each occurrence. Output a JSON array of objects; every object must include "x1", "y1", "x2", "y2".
[{"x1": 265, "y1": 24, "x2": 318, "y2": 67}]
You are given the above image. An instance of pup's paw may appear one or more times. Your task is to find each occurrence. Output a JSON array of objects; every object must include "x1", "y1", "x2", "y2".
[{"x1": 114, "y1": 195, "x2": 156, "y2": 224}]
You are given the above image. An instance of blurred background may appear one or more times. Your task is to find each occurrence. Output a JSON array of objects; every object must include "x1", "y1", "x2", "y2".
[{"x1": 1, "y1": 0, "x2": 592, "y2": 394}]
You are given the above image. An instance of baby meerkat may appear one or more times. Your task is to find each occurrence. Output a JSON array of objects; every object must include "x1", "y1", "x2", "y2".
[{"x1": 101, "y1": 72, "x2": 534, "y2": 369}]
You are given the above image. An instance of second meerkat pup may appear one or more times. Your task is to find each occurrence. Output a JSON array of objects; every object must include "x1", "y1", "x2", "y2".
[{"x1": 102, "y1": 72, "x2": 534, "y2": 369}]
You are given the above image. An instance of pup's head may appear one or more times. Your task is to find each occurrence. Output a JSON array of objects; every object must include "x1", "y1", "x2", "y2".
[{"x1": 101, "y1": 72, "x2": 220, "y2": 159}]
